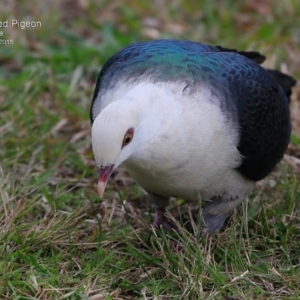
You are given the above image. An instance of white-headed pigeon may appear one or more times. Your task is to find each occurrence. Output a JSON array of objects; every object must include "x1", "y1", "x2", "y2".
[{"x1": 90, "y1": 40, "x2": 296, "y2": 233}]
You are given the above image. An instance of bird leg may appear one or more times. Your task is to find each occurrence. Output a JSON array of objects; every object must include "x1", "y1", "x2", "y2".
[
  {"x1": 201, "y1": 195, "x2": 241, "y2": 234},
  {"x1": 147, "y1": 191, "x2": 175, "y2": 230}
]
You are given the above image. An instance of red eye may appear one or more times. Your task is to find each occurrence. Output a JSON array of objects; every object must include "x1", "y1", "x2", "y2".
[{"x1": 122, "y1": 128, "x2": 134, "y2": 148}]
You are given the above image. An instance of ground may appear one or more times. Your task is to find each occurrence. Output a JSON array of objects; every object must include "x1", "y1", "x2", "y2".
[{"x1": 0, "y1": 0, "x2": 300, "y2": 299}]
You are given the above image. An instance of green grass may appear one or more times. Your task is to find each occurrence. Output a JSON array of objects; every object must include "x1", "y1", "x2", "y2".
[{"x1": 0, "y1": 0, "x2": 300, "y2": 299}]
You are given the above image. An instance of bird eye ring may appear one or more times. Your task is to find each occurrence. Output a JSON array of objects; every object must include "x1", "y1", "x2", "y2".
[{"x1": 122, "y1": 128, "x2": 134, "y2": 148}]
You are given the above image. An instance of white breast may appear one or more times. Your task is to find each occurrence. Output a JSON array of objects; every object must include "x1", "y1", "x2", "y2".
[{"x1": 122, "y1": 82, "x2": 253, "y2": 202}]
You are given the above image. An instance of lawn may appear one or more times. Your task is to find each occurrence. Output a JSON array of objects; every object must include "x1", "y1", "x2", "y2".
[{"x1": 0, "y1": 0, "x2": 300, "y2": 299}]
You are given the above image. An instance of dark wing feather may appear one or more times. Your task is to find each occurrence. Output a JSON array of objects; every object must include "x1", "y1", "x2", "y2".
[
  {"x1": 220, "y1": 57, "x2": 294, "y2": 181},
  {"x1": 215, "y1": 45, "x2": 266, "y2": 64},
  {"x1": 267, "y1": 69, "x2": 297, "y2": 102}
]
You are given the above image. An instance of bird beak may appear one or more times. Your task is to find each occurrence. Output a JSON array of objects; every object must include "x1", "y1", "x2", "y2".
[{"x1": 97, "y1": 165, "x2": 114, "y2": 197}]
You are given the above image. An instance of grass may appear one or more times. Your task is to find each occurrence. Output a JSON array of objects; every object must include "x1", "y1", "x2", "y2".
[{"x1": 0, "y1": 0, "x2": 300, "y2": 299}]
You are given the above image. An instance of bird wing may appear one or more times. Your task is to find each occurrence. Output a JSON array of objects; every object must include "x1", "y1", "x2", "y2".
[{"x1": 218, "y1": 54, "x2": 293, "y2": 181}]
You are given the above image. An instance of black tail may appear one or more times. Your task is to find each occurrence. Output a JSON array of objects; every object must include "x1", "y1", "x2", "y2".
[{"x1": 268, "y1": 69, "x2": 297, "y2": 102}]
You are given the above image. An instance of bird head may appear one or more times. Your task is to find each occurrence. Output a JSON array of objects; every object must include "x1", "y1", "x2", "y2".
[{"x1": 91, "y1": 99, "x2": 142, "y2": 197}]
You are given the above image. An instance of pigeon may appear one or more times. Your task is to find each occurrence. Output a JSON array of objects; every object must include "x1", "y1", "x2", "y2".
[{"x1": 90, "y1": 40, "x2": 296, "y2": 233}]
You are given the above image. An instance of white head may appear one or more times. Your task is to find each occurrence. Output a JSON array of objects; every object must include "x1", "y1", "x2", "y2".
[{"x1": 91, "y1": 98, "x2": 143, "y2": 197}]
